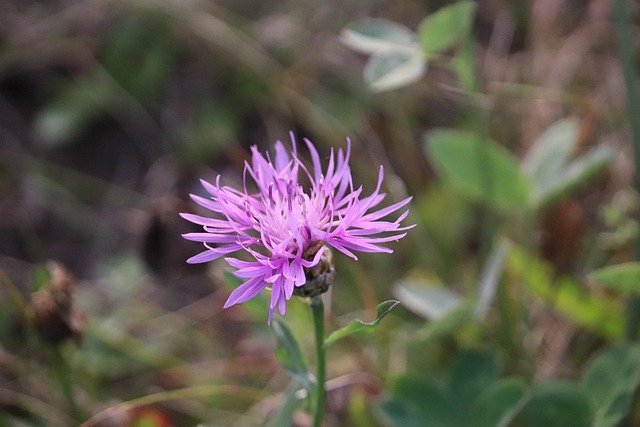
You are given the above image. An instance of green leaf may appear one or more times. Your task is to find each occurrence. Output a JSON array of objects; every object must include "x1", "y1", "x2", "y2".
[
  {"x1": 324, "y1": 300, "x2": 399, "y2": 347},
  {"x1": 515, "y1": 381, "x2": 591, "y2": 427},
  {"x1": 393, "y1": 279, "x2": 462, "y2": 320},
  {"x1": 272, "y1": 319, "x2": 313, "y2": 391},
  {"x1": 418, "y1": 1, "x2": 476, "y2": 54},
  {"x1": 364, "y1": 50, "x2": 426, "y2": 92},
  {"x1": 102, "y1": 16, "x2": 175, "y2": 102},
  {"x1": 376, "y1": 397, "x2": 427, "y2": 427},
  {"x1": 391, "y1": 375, "x2": 462, "y2": 427},
  {"x1": 475, "y1": 239, "x2": 510, "y2": 318},
  {"x1": 581, "y1": 344, "x2": 640, "y2": 427},
  {"x1": 507, "y1": 246, "x2": 624, "y2": 338},
  {"x1": 540, "y1": 145, "x2": 614, "y2": 208},
  {"x1": 471, "y1": 379, "x2": 528, "y2": 427},
  {"x1": 340, "y1": 19, "x2": 418, "y2": 54},
  {"x1": 32, "y1": 76, "x2": 114, "y2": 147},
  {"x1": 268, "y1": 380, "x2": 306, "y2": 427},
  {"x1": 449, "y1": 350, "x2": 499, "y2": 407},
  {"x1": 418, "y1": 303, "x2": 474, "y2": 343},
  {"x1": 589, "y1": 262, "x2": 640, "y2": 293},
  {"x1": 425, "y1": 129, "x2": 532, "y2": 211},
  {"x1": 522, "y1": 119, "x2": 578, "y2": 202}
]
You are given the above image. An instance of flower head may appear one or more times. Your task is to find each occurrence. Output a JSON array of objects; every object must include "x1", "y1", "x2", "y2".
[{"x1": 181, "y1": 134, "x2": 413, "y2": 322}]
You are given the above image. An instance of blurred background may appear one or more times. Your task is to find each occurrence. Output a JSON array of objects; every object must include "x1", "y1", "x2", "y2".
[{"x1": 0, "y1": 0, "x2": 638, "y2": 426}]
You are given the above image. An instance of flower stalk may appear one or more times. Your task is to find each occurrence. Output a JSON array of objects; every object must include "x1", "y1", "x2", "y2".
[{"x1": 310, "y1": 296, "x2": 326, "y2": 427}]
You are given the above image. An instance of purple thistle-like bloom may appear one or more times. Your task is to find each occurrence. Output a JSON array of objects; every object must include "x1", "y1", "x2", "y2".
[{"x1": 181, "y1": 134, "x2": 413, "y2": 322}]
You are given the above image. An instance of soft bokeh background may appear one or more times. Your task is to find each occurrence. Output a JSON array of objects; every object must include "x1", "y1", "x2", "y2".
[{"x1": 0, "y1": 0, "x2": 638, "y2": 426}]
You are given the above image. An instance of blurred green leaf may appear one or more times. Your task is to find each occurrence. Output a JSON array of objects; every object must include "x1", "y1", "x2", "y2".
[
  {"x1": 418, "y1": 303, "x2": 475, "y2": 343},
  {"x1": 272, "y1": 319, "x2": 313, "y2": 391},
  {"x1": 515, "y1": 381, "x2": 591, "y2": 427},
  {"x1": 390, "y1": 375, "x2": 462, "y2": 427},
  {"x1": 581, "y1": 344, "x2": 640, "y2": 427},
  {"x1": 425, "y1": 129, "x2": 532, "y2": 211},
  {"x1": 364, "y1": 50, "x2": 426, "y2": 92},
  {"x1": 540, "y1": 145, "x2": 614, "y2": 208},
  {"x1": 475, "y1": 239, "x2": 510, "y2": 318},
  {"x1": 450, "y1": 350, "x2": 499, "y2": 407},
  {"x1": 32, "y1": 76, "x2": 113, "y2": 147},
  {"x1": 376, "y1": 397, "x2": 427, "y2": 427},
  {"x1": 507, "y1": 246, "x2": 624, "y2": 338},
  {"x1": 522, "y1": 119, "x2": 578, "y2": 201},
  {"x1": 418, "y1": 1, "x2": 476, "y2": 54},
  {"x1": 471, "y1": 379, "x2": 528, "y2": 427},
  {"x1": 102, "y1": 16, "x2": 175, "y2": 102},
  {"x1": 324, "y1": 300, "x2": 399, "y2": 347},
  {"x1": 394, "y1": 279, "x2": 462, "y2": 320},
  {"x1": 589, "y1": 262, "x2": 640, "y2": 293},
  {"x1": 268, "y1": 380, "x2": 305, "y2": 427},
  {"x1": 340, "y1": 19, "x2": 417, "y2": 54}
]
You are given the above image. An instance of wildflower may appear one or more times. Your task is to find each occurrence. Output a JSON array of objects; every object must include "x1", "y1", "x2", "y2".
[{"x1": 181, "y1": 134, "x2": 413, "y2": 322}]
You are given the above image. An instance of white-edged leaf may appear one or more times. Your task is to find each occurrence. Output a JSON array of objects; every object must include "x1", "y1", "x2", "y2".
[
  {"x1": 340, "y1": 19, "x2": 418, "y2": 54},
  {"x1": 394, "y1": 279, "x2": 462, "y2": 320},
  {"x1": 364, "y1": 49, "x2": 426, "y2": 92}
]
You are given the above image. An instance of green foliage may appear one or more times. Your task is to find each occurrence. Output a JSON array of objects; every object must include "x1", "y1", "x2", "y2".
[
  {"x1": 393, "y1": 279, "x2": 462, "y2": 320},
  {"x1": 340, "y1": 19, "x2": 418, "y2": 55},
  {"x1": 324, "y1": 300, "x2": 399, "y2": 347},
  {"x1": 418, "y1": 1, "x2": 476, "y2": 54},
  {"x1": 378, "y1": 350, "x2": 526, "y2": 427},
  {"x1": 425, "y1": 129, "x2": 532, "y2": 211},
  {"x1": 581, "y1": 344, "x2": 640, "y2": 427},
  {"x1": 342, "y1": 1, "x2": 477, "y2": 91},
  {"x1": 589, "y1": 262, "x2": 640, "y2": 293},
  {"x1": 272, "y1": 318, "x2": 313, "y2": 392},
  {"x1": 515, "y1": 381, "x2": 592, "y2": 427},
  {"x1": 363, "y1": 50, "x2": 426, "y2": 92},
  {"x1": 508, "y1": 245, "x2": 624, "y2": 338}
]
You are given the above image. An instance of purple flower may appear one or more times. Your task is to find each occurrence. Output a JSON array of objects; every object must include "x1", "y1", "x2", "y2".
[{"x1": 181, "y1": 134, "x2": 413, "y2": 322}]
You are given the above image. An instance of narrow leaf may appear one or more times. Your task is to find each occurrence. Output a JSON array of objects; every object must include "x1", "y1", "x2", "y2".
[
  {"x1": 340, "y1": 19, "x2": 418, "y2": 54},
  {"x1": 364, "y1": 50, "x2": 426, "y2": 92},
  {"x1": 581, "y1": 344, "x2": 640, "y2": 427},
  {"x1": 268, "y1": 380, "x2": 306, "y2": 427},
  {"x1": 324, "y1": 300, "x2": 399, "y2": 347},
  {"x1": 589, "y1": 262, "x2": 640, "y2": 293},
  {"x1": 272, "y1": 319, "x2": 313, "y2": 391},
  {"x1": 475, "y1": 239, "x2": 510, "y2": 318},
  {"x1": 425, "y1": 129, "x2": 532, "y2": 211},
  {"x1": 418, "y1": 1, "x2": 476, "y2": 54}
]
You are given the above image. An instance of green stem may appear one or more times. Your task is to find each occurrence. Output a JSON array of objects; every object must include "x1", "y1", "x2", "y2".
[
  {"x1": 310, "y1": 296, "x2": 326, "y2": 427},
  {"x1": 48, "y1": 348, "x2": 82, "y2": 422},
  {"x1": 613, "y1": 0, "x2": 640, "y2": 341}
]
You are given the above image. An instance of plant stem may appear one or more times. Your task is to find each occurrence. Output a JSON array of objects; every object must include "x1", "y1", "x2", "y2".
[
  {"x1": 613, "y1": 0, "x2": 640, "y2": 341},
  {"x1": 49, "y1": 347, "x2": 82, "y2": 422},
  {"x1": 310, "y1": 296, "x2": 326, "y2": 427}
]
